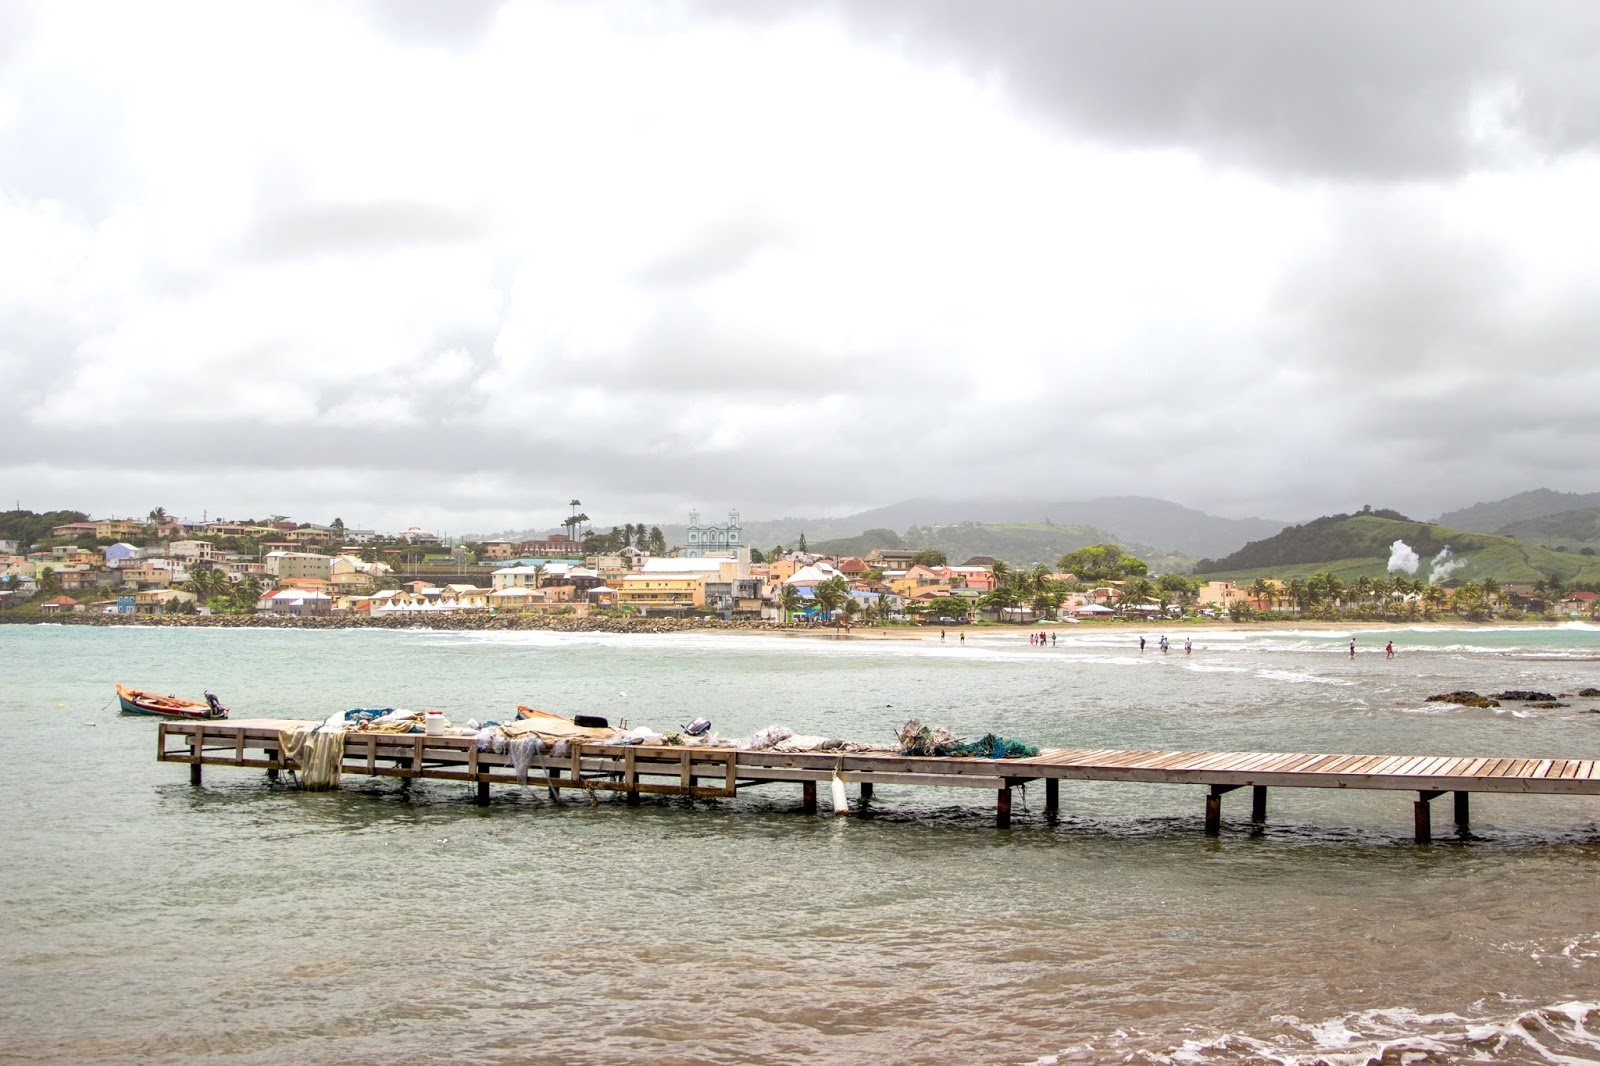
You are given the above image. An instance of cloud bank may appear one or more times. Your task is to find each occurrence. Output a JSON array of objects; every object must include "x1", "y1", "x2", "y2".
[{"x1": 1, "y1": 1, "x2": 1596, "y2": 534}]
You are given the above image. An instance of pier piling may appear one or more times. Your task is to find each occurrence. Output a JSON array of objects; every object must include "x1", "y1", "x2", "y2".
[
  {"x1": 1205, "y1": 784, "x2": 1241, "y2": 836},
  {"x1": 1044, "y1": 778, "x2": 1059, "y2": 824},
  {"x1": 1414, "y1": 790, "x2": 1443, "y2": 843}
]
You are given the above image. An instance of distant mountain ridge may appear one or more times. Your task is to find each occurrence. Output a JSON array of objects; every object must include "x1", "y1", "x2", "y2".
[
  {"x1": 1434, "y1": 489, "x2": 1600, "y2": 533},
  {"x1": 735, "y1": 496, "x2": 1286, "y2": 559},
  {"x1": 809, "y1": 520, "x2": 1188, "y2": 571}
]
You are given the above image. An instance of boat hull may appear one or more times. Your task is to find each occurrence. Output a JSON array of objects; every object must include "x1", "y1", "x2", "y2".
[{"x1": 116, "y1": 685, "x2": 227, "y2": 720}]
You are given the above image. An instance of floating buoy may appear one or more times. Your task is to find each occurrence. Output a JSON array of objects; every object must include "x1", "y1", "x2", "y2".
[{"x1": 831, "y1": 773, "x2": 849, "y2": 815}]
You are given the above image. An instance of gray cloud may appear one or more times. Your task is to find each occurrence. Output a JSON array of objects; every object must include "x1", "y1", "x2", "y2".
[
  {"x1": 356, "y1": 0, "x2": 507, "y2": 48},
  {"x1": 236, "y1": 201, "x2": 491, "y2": 262},
  {"x1": 696, "y1": 0, "x2": 1600, "y2": 178},
  {"x1": 635, "y1": 214, "x2": 794, "y2": 287}
]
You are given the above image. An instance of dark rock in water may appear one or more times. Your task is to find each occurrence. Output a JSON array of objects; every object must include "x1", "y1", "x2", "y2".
[
  {"x1": 1494, "y1": 690, "x2": 1557, "y2": 702},
  {"x1": 1527, "y1": 701, "x2": 1567, "y2": 709},
  {"x1": 1425, "y1": 691, "x2": 1500, "y2": 708},
  {"x1": 1579, "y1": 687, "x2": 1600, "y2": 698}
]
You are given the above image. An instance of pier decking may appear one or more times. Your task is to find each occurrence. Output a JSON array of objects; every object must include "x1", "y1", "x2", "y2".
[{"x1": 158, "y1": 720, "x2": 1600, "y2": 842}]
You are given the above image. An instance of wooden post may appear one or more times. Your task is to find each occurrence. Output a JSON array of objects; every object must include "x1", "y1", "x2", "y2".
[
  {"x1": 1204, "y1": 784, "x2": 1241, "y2": 836},
  {"x1": 625, "y1": 747, "x2": 640, "y2": 806},
  {"x1": 801, "y1": 780, "x2": 817, "y2": 813},
  {"x1": 1414, "y1": 790, "x2": 1442, "y2": 843},
  {"x1": 1453, "y1": 790, "x2": 1470, "y2": 834},
  {"x1": 190, "y1": 761, "x2": 202, "y2": 786},
  {"x1": 859, "y1": 781, "x2": 874, "y2": 803},
  {"x1": 996, "y1": 784, "x2": 1012, "y2": 829},
  {"x1": 476, "y1": 779, "x2": 490, "y2": 807},
  {"x1": 265, "y1": 747, "x2": 279, "y2": 781},
  {"x1": 1044, "y1": 778, "x2": 1059, "y2": 825},
  {"x1": 1251, "y1": 785, "x2": 1268, "y2": 824}
]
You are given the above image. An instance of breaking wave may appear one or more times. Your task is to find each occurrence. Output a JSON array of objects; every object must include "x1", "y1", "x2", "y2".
[{"x1": 1034, "y1": 1000, "x2": 1600, "y2": 1064}]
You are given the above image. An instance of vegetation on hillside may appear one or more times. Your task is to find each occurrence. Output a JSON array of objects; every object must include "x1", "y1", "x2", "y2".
[
  {"x1": 1494, "y1": 508, "x2": 1600, "y2": 548},
  {"x1": 0, "y1": 509, "x2": 89, "y2": 552},
  {"x1": 1195, "y1": 508, "x2": 1600, "y2": 585}
]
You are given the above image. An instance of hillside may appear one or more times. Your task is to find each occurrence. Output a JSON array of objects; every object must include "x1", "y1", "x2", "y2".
[
  {"x1": 810, "y1": 521, "x2": 1189, "y2": 571},
  {"x1": 1434, "y1": 489, "x2": 1600, "y2": 532},
  {"x1": 1494, "y1": 508, "x2": 1600, "y2": 548},
  {"x1": 1195, "y1": 510, "x2": 1600, "y2": 584}
]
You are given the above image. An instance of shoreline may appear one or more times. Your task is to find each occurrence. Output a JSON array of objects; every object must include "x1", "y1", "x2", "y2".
[{"x1": 2, "y1": 614, "x2": 1582, "y2": 638}]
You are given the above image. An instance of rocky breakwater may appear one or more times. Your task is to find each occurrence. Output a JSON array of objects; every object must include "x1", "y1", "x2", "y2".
[{"x1": 22, "y1": 612, "x2": 822, "y2": 635}]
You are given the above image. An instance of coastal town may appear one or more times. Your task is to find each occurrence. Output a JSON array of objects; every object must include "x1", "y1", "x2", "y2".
[{"x1": 2, "y1": 505, "x2": 1594, "y2": 624}]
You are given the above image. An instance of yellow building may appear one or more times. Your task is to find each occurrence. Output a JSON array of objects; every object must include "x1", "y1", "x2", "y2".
[{"x1": 618, "y1": 575, "x2": 706, "y2": 613}]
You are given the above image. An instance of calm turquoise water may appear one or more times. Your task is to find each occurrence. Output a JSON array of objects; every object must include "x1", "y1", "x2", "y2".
[{"x1": 2, "y1": 622, "x2": 1598, "y2": 1064}]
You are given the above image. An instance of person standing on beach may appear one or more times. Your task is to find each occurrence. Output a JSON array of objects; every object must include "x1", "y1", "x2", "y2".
[
  {"x1": 1349, "y1": 637, "x2": 1356, "y2": 658},
  {"x1": 941, "y1": 629, "x2": 945, "y2": 641},
  {"x1": 1184, "y1": 637, "x2": 1192, "y2": 655},
  {"x1": 1385, "y1": 640, "x2": 1395, "y2": 659},
  {"x1": 959, "y1": 631, "x2": 965, "y2": 643},
  {"x1": 1139, "y1": 636, "x2": 1146, "y2": 652}
]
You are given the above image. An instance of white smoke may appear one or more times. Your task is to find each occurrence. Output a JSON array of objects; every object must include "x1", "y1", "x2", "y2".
[
  {"x1": 1429, "y1": 546, "x2": 1465, "y2": 582},
  {"x1": 1387, "y1": 539, "x2": 1420, "y2": 575}
]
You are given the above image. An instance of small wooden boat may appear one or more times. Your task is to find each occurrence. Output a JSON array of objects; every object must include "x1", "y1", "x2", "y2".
[
  {"x1": 517, "y1": 706, "x2": 608, "y2": 728},
  {"x1": 116, "y1": 684, "x2": 229, "y2": 720}
]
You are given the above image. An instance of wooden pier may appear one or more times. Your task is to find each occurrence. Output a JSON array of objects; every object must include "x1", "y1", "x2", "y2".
[{"x1": 158, "y1": 720, "x2": 1600, "y2": 842}]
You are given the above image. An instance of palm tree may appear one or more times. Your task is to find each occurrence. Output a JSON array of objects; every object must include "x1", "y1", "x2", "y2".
[
  {"x1": 232, "y1": 577, "x2": 263, "y2": 613},
  {"x1": 1119, "y1": 577, "x2": 1155, "y2": 614},
  {"x1": 1286, "y1": 577, "x2": 1310, "y2": 613},
  {"x1": 185, "y1": 566, "x2": 228, "y2": 604},
  {"x1": 776, "y1": 583, "x2": 801, "y2": 622},
  {"x1": 991, "y1": 560, "x2": 1013, "y2": 589},
  {"x1": 1250, "y1": 576, "x2": 1275, "y2": 611},
  {"x1": 147, "y1": 506, "x2": 168, "y2": 526},
  {"x1": 813, "y1": 576, "x2": 850, "y2": 622}
]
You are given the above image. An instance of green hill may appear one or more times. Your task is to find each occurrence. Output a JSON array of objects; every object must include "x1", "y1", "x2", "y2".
[
  {"x1": 1494, "y1": 508, "x2": 1600, "y2": 549},
  {"x1": 1195, "y1": 510, "x2": 1600, "y2": 584}
]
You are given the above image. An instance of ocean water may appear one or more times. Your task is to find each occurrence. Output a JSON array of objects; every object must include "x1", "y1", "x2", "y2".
[{"x1": 2, "y1": 622, "x2": 1598, "y2": 1065}]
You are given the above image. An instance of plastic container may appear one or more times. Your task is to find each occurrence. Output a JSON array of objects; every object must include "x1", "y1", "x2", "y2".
[{"x1": 424, "y1": 710, "x2": 445, "y2": 736}]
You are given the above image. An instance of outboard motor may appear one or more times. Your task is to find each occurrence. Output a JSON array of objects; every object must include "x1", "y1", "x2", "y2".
[
  {"x1": 203, "y1": 691, "x2": 228, "y2": 719},
  {"x1": 684, "y1": 717, "x2": 712, "y2": 737}
]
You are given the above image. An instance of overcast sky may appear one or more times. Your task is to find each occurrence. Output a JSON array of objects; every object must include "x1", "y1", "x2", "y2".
[{"x1": 2, "y1": 0, "x2": 1597, "y2": 536}]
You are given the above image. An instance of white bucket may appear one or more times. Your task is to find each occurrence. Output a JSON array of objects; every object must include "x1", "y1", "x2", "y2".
[{"x1": 424, "y1": 710, "x2": 445, "y2": 736}]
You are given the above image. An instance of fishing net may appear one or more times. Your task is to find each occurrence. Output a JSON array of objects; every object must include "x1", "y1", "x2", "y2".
[{"x1": 898, "y1": 719, "x2": 1039, "y2": 759}]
